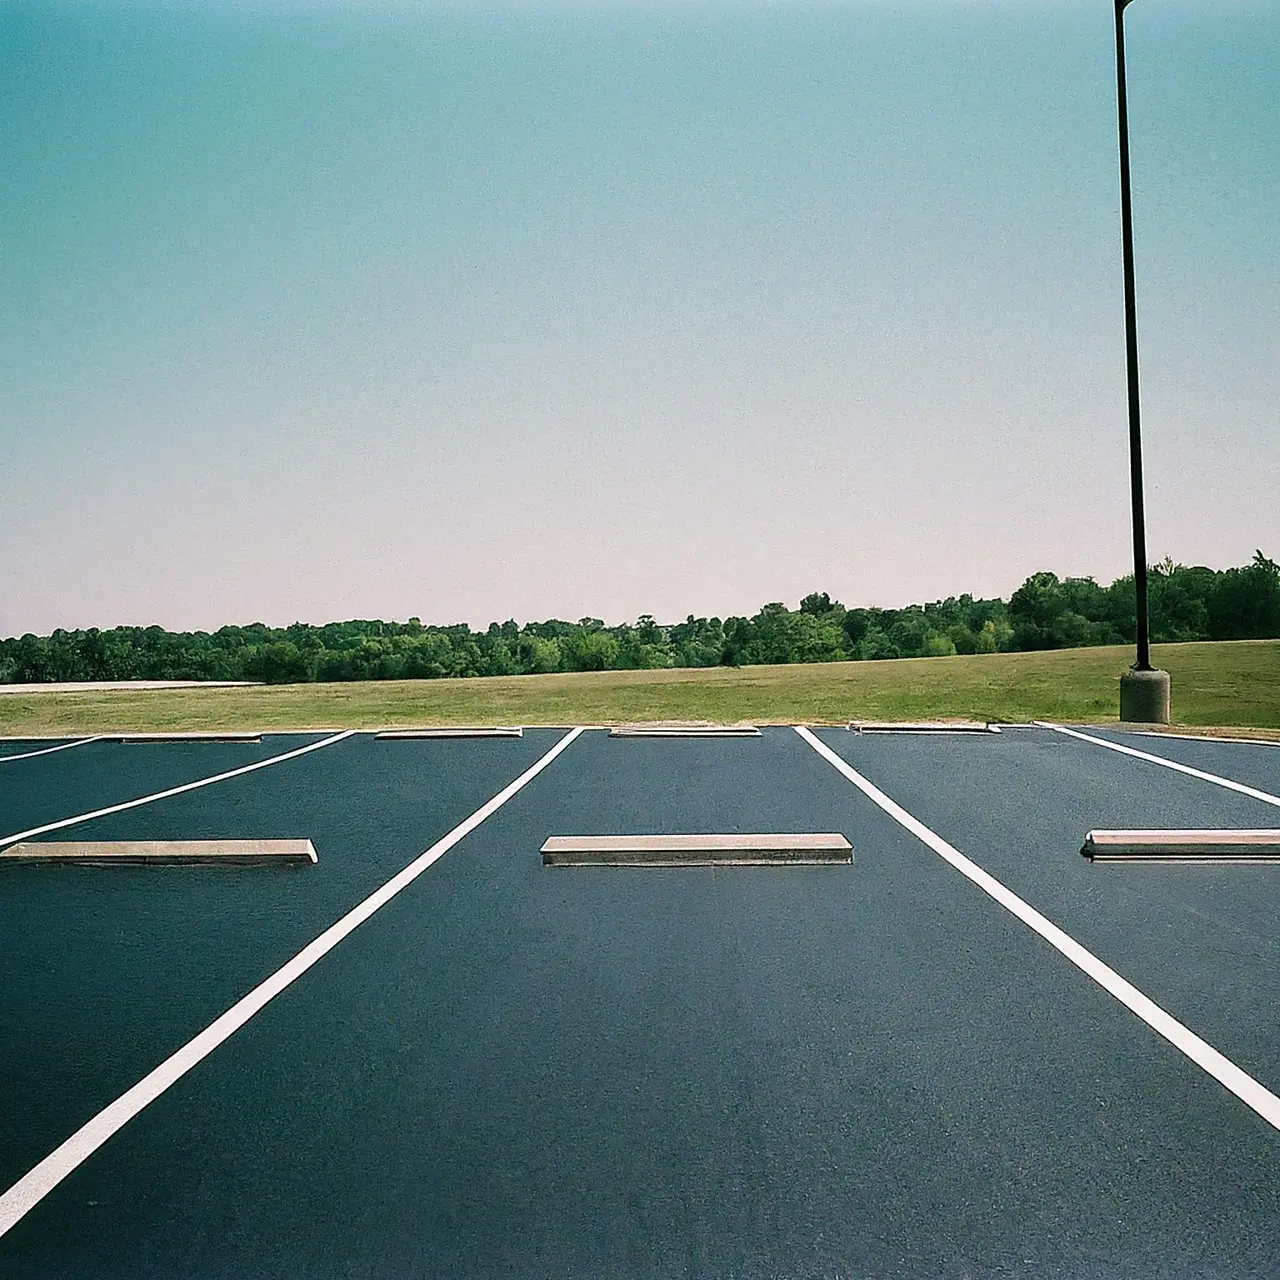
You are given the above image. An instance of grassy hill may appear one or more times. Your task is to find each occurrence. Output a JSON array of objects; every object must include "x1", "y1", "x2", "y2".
[{"x1": 2, "y1": 640, "x2": 1278, "y2": 738}]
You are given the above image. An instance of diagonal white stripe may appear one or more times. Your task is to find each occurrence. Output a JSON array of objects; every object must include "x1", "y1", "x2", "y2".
[
  {"x1": 1036, "y1": 721, "x2": 1280, "y2": 809},
  {"x1": 0, "y1": 732, "x2": 357, "y2": 849},
  {"x1": 0, "y1": 727, "x2": 583, "y2": 1238},
  {"x1": 0, "y1": 738, "x2": 103, "y2": 764},
  {"x1": 796, "y1": 725, "x2": 1280, "y2": 1134}
]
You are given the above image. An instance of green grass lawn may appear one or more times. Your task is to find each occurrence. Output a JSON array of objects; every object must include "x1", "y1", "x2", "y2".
[{"x1": 1, "y1": 640, "x2": 1278, "y2": 737}]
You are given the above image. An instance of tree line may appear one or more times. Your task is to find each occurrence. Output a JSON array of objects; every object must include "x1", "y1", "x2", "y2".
[{"x1": 3, "y1": 553, "x2": 1277, "y2": 686}]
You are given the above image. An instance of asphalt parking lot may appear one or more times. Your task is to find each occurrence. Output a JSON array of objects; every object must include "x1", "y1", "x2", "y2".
[{"x1": 1, "y1": 725, "x2": 1278, "y2": 1278}]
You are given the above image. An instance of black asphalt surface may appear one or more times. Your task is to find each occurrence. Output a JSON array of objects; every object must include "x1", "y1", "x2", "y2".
[
  {"x1": 0, "y1": 732, "x2": 559, "y2": 1188},
  {"x1": 0, "y1": 735, "x2": 333, "y2": 841},
  {"x1": 810, "y1": 727, "x2": 1280, "y2": 1098},
  {"x1": 2, "y1": 728, "x2": 1278, "y2": 1278},
  {"x1": 0, "y1": 739, "x2": 78, "y2": 761},
  {"x1": 1093, "y1": 727, "x2": 1280, "y2": 800}
]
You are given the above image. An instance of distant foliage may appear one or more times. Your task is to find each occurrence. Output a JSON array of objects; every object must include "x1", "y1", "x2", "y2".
[{"x1": 2, "y1": 553, "x2": 1276, "y2": 685}]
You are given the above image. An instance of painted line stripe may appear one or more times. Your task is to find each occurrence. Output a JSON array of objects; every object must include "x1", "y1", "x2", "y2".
[
  {"x1": 1036, "y1": 722, "x2": 1280, "y2": 810},
  {"x1": 0, "y1": 737, "x2": 103, "y2": 764},
  {"x1": 795, "y1": 725, "x2": 1280, "y2": 1133},
  {"x1": 0, "y1": 732, "x2": 357, "y2": 850},
  {"x1": 0, "y1": 726, "x2": 584, "y2": 1238}
]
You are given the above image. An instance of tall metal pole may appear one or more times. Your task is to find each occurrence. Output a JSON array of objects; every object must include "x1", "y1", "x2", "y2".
[{"x1": 1114, "y1": 0, "x2": 1152, "y2": 670}]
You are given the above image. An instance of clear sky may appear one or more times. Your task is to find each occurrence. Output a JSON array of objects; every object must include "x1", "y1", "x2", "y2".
[{"x1": 2, "y1": 0, "x2": 1276, "y2": 634}]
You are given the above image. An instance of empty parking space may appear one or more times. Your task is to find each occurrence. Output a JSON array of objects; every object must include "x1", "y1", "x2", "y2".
[
  {"x1": 810, "y1": 726, "x2": 1280, "y2": 1099},
  {"x1": 1, "y1": 728, "x2": 1277, "y2": 1277},
  {"x1": 0, "y1": 739, "x2": 99, "y2": 764},
  {"x1": 1092, "y1": 728, "x2": 1280, "y2": 799},
  {"x1": 0, "y1": 735, "x2": 338, "y2": 841},
  {"x1": 0, "y1": 730, "x2": 565, "y2": 1195}
]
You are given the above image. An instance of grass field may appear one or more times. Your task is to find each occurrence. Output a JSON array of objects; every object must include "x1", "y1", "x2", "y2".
[{"x1": 2, "y1": 640, "x2": 1278, "y2": 738}]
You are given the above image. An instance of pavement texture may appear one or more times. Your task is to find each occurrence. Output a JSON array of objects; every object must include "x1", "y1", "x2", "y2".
[
  {"x1": 0, "y1": 739, "x2": 78, "y2": 758},
  {"x1": 0, "y1": 727, "x2": 1277, "y2": 1278},
  {"x1": 1093, "y1": 727, "x2": 1280, "y2": 800},
  {"x1": 0, "y1": 735, "x2": 332, "y2": 841},
  {"x1": 811, "y1": 727, "x2": 1280, "y2": 1097}
]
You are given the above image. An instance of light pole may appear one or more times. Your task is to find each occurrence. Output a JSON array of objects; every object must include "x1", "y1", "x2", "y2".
[{"x1": 1114, "y1": 0, "x2": 1171, "y2": 723}]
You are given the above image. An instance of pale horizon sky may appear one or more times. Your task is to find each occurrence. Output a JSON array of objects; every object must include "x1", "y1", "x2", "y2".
[{"x1": 2, "y1": 0, "x2": 1277, "y2": 635}]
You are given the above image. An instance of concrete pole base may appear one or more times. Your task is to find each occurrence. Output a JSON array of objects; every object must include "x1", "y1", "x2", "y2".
[{"x1": 1120, "y1": 667, "x2": 1171, "y2": 724}]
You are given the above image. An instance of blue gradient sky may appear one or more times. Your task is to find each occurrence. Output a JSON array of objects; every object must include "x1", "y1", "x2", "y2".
[{"x1": 2, "y1": 0, "x2": 1276, "y2": 633}]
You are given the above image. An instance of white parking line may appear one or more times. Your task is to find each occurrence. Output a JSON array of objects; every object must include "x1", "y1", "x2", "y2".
[
  {"x1": 796, "y1": 725, "x2": 1280, "y2": 1134},
  {"x1": 0, "y1": 726, "x2": 584, "y2": 1239},
  {"x1": 1036, "y1": 722, "x2": 1280, "y2": 810},
  {"x1": 0, "y1": 737, "x2": 103, "y2": 764},
  {"x1": 0, "y1": 732, "x2": 357, "y2": 849}
]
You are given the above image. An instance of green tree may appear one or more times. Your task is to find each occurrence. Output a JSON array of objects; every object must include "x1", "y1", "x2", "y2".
[
  {"x1": 855, "y1": 629, "x2": 899, "y2": 661},
  {"x1": 635, "y1": 614, "x2": 664, "y2": 644},
  {"x1": 1009, "y1": 573, "x2": 1082, "y2": 650},
  {"x1": 799, "y1": 591, "x2": 837, "y2": 616},
  {"x1": 561, "y1": 630, "x2": 620, "y2": 672},
  {"x1": 670, "y1": 616, "x2": 724, "y2": 667},
  {"x1": 517, "y1": 635, "x2": 562, "y2": 674},
  {"x1": 1209, "y1": 552, "x2": 1280, "y2": 639},
  {"x1": 887, "y1": 611, "x2": 931, "y2": 658}
]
